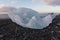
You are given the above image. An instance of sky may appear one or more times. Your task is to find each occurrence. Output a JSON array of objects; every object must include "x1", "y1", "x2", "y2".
[
  {"x1": 0, "y1": 0, "x2": 60, "y2": 13},
  {"x1": 0, "y1": 0, "x2": 44, "y2": 8}
]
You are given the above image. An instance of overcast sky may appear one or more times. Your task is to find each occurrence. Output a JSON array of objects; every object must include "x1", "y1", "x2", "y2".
[{"x1": 0, "y1": 0, "x2": 60, "y2": 13}]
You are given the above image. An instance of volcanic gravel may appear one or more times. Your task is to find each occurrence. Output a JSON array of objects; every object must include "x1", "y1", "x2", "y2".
[{"x1": 0, "y1": 14, "x2": 60, "y2": 40}]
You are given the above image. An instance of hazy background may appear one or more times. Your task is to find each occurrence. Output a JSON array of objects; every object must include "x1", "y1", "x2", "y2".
[{"x1": 0, "y1": 0, "x2": 60, "y2": 14}]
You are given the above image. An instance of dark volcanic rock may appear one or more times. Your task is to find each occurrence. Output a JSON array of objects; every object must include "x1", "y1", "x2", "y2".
[
  {"x1": 0, "y1": 14, "x2": 60, "y2": 40},
  {"x1": 0, "y1": 19, "x2": 16, "y2": 40}
]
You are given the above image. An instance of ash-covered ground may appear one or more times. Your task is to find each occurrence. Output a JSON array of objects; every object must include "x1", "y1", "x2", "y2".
[{"x1": 0, "y1": 14, "x2": 60, "y2": 40}]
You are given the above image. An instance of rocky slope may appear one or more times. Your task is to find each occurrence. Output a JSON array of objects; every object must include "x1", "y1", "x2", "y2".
[{"x1": 0, "y1": 14, "x2": 60, "y2": 40}]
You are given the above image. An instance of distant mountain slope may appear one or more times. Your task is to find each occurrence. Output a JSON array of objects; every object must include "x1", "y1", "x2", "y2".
[
  {"x1": 0, "y1": 14, "x2": 9, "y2": 19},
  {"x1": 0, "y1": 7, "x2": 16, "y2": 12}
]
